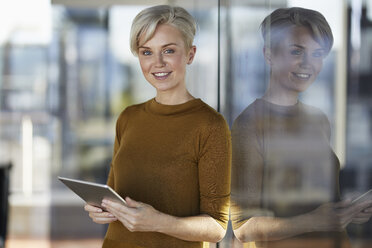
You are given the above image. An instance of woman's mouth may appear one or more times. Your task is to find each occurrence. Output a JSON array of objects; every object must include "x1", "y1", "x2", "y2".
[
  {"x1": 293, "y1": 72, "x2": 311, "y2": 80},
  {"x1": 153, "y1": 72, "x2": 171, "y2": 80}
]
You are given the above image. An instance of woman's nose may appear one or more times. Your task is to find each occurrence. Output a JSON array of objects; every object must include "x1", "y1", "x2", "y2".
[
  {"x1": 299, "y1": 53, "x2": 311, "y2": 68},
  {"x1": 154, "y1": 53, "x2": 165, "y2": 67}
]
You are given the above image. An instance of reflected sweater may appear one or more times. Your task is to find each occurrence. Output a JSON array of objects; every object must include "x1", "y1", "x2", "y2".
[
  {"x1": 103, "y1": 98, "x2": 231, "y2": 248},
  {"x1": 231, "y1": 99, "x2": 350, "y2": 248}
]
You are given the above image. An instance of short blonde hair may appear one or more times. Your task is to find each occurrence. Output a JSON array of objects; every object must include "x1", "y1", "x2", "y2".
[
  {"x1": 130, "y1": 5, "x2": 197, "y2": 56},
  {"x1": 261, "y1": 7, "x2": 334, "y2": 55}
]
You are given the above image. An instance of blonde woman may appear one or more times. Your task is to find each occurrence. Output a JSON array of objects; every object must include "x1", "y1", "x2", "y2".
[
  {"x1": 231, "y1": 7, "x2": 372, "y2": 248},
  {"x1": 84, "y1": 5, "x2": 231, "y2": 248}
]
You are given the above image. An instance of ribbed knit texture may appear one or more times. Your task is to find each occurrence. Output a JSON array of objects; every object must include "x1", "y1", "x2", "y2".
[
  {"x1": 231, "y1": 99, "x2": 350, "y2": 248},
  {"x1": 103, "y1": 98, "x2": 231, "y2": 248}
]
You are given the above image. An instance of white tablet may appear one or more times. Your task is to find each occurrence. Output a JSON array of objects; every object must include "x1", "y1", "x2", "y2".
[
  {"x1": 58, "y1": 176, "x2": 126, "y2": 211},
  {"x1": 351, "y1": 189, "x2": 372, "y2": 205}
]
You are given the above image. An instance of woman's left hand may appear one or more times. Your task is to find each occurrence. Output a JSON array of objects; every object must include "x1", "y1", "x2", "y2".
[
  {"x1": 101, "y1": 197, "x2": 164, "y2": 232},
  {"x1": 351, "y1": 205, "x2": 372, "y2": 224}
]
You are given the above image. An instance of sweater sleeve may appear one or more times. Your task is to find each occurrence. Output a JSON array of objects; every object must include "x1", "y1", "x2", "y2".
[
  {"x1": 230, "y1": 115, "x2": 266, "y2": 230},
  {"x1": 107, "y1": 109, "x2": 128, "y2": 188},
  {"x1": 106, "y1": 138, "x2": 118, "y2": 188},
  {"x1": 198, "y1": 114, "x2": 231, "y2": 230}
]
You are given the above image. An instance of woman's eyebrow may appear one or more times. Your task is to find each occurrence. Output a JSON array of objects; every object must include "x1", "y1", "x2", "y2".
[
  {"x1": 289, "y1": 44, "x2": 305, "y2": 49},
  {"x1": 289, "y1": 44, "x2": 325, "y2": 51},
  {"x1": 162, "y1": 43, "x2": 178, "y2": 47},
  {"x1": 139, "y1": 43, "x2": 179, "y2": 50}
]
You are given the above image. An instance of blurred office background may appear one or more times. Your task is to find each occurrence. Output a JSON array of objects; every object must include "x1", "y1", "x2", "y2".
[{"x1": 0, "y1": 0, "x2": 371, "y2": 247}]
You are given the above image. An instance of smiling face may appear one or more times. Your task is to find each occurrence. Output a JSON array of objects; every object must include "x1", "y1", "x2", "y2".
[
  {"x1": 266, "y1": 26, "x2": 326, "y2": 95},
  {"x1": 137, "y1": 24, "x2": 196, "y2": 95}
]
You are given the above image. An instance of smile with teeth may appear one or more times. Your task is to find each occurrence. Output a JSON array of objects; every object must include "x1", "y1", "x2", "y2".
[
  {"x1": 153, "y1": 72, "x2": 171, "y2": 78},
  {"x1": 293, "y1": 73, "x2": 311, "y2": 79}
]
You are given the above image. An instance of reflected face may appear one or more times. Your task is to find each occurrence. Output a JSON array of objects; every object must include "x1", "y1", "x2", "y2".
[
  {"x1": 137, "y1": 24, "x2": 196, "y2": 93},
  {"x1": 268, "y1": 26, "x2": 326, "y2": 94}
]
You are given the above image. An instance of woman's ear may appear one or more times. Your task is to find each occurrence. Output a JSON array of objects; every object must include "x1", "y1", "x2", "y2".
[
  {"x1": 263, "y1": 47, "x2": 273, "y2": 65},
  {"x1": 187, "y1": 46, "x2": 197, "y2": 65}
]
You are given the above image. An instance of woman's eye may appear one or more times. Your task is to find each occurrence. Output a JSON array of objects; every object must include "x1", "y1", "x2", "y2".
[
  {"x1": 290, "y1": 49, "x2": 302, "y2": 55},
  {"x1": 141, "y1": 50, "x2": 152, "y2": 56},
  {"x1": 164, "y1": 49, "x2": 175, "y2": 54},
  {"x1": 312, "y1": 51, "x2": 324, "y2": 58}
]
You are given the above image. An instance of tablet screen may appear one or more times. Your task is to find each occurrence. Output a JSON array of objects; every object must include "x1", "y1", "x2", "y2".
[{"x1": 58, "y1": 176, "x2": 126, "y2": 211}]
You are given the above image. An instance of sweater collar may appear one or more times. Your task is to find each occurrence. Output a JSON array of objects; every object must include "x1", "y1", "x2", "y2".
[
  {"x1": 256, "y1": 98, "x2": 302, "y2": 116},
  {"x1": 146, "y1": 98, "x2": 204, "y2": 116}
]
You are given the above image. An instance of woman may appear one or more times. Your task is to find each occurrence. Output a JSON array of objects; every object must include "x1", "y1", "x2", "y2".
[
  {"x1": 84, "y1": 5, "x2": 231, "y2": 248},
  {"x1": 231, "y1": 7, "x2": 372, "y2": 248}
]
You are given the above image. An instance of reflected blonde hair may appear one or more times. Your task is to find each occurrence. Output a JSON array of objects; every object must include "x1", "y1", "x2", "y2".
[
  {"x1": 130, "y1": 5, "x2": 197, "y2": 56},
  {"x1": 261, "y1": 7, "x2": 334, "y2": 54}
]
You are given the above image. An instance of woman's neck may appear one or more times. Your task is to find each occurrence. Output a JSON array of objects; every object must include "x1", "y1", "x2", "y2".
[
  {"x1": 262, "y1": 81, "x2": 299, "y2": 106},
  {"x1": 155, "y1": 90, "x2": 194, "y2": 105}
]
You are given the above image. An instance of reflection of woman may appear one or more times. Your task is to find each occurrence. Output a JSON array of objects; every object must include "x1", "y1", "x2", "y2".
[
  {"x1": 231, "y1": 7, "x2": 372, "y2": 248},
  {"x1": 84, "y1": 5, "x2": 231, "y2": 248}
]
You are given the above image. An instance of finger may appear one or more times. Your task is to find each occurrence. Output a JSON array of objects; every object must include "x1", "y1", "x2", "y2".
[
  {"x1": 118, "y1": 216, "x2": 135, "y2": 232},
  {"x1": 90, "y1": 211, "x2": 116, "y2": 218},
  {"x1": 354, "y1": 213, "x2": 371, "y2": 219},
  {"x1": 102, "y1": 202, "x2": 136, "y2": 223},
  {"x1": 102, "y1": 199, "x2": 137, "y2": 215},
  {"x1": 90, "y1": 213, "x2": 117, "y2": 220},
  {"x1": 125, "y1": 197, "x2": 142, "y2": 208},
  {"x1": 101, "y1": 204, "x2": 136, "y2": 228},
  {"x1": 340, "y1": 200, "x2": 371, "y2": 218},
  {"x1": 84, "y1": 204, "x2": 103, "y2": 213},
  {"x1": 353, "y1": 216, "x2": 370, "y2": 221},
  {"x1": 353, "y1": 201, "x2": 372, "y2": 212},
  {"x1": 352, "y1": 218, "x2": 369, "y2": 224},
  {"x1": 92, "y1": 216, "x2": 117, "y2": 224},
  {"x1": 334, "y1": 199, "x2": 352, "y2": 209},
  {"x1": 88, "y1": 210, "x2": 117, "y2": 224},
  {"x1": 363, "y1": 206, "x2": 372, "y2": 213}
]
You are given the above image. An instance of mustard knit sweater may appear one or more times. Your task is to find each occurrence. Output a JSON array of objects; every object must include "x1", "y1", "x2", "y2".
[
  {"x1": 103, "y1": 98, "x2": 231, "y2": 248},
  {"x1": 231, "y1": 99, "x2": 350, "y2": 248}
]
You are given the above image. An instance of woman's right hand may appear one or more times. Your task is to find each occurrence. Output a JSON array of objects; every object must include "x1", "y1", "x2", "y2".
[
  {"x1": 307, "y1": 199, "x2": 371, "y2": 232},
  {"x1": 84, "y1": 204, "x2": 118, "y2": 224}
]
